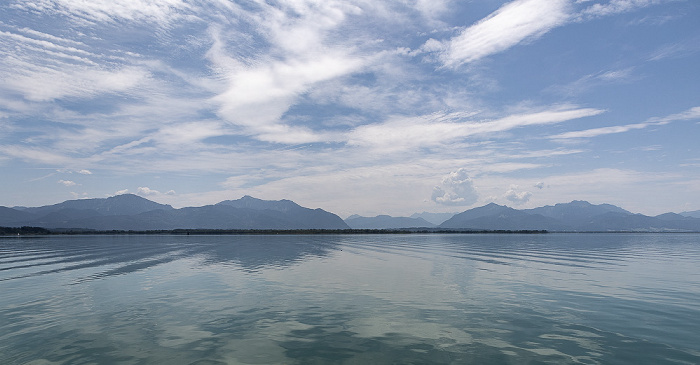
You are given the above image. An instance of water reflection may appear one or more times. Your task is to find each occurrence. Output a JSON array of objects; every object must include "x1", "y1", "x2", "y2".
[
  {"x1": 1, "y1": 234, "x2": 700, "y2": 364},
  {"x1": 0, "y1": 235, "x2": 342, "y2": 283}
]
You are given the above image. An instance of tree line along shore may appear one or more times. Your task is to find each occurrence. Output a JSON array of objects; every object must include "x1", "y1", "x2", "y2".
[{"x1": 1, "y1": 226, "x2": 548, "y2": 236}]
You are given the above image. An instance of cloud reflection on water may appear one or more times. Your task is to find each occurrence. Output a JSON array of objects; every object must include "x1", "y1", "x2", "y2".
[{"x1": 1, "y1": 234, "x2": 700, "y2": 364}]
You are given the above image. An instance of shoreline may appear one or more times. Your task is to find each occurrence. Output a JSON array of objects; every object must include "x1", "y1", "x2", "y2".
[
  {"x1": 1, "y1": 227, "x2": 547, "y2": 236},
  {"x1": 3, "y1": 227, "x2": 700, "y2": 236}
]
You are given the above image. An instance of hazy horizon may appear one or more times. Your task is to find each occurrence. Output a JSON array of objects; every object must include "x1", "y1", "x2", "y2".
[
  {"x1": 6, "y1": 193, "x2": 700, "y2": 221},
  {"x1": 1, "y1": 1, "x2": 699, "y2": 217}
]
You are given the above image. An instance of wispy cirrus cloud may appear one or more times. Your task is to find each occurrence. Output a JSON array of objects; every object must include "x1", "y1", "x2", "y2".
[
  {"x1": 0, "y1": 29, "x2": 95, "y2": 64},
  {"x1": 648, "y1": 36, "x2": 700, "y2": 61},
  {"x1": 348, "y1": 106, "x2": 604, "y2": 151},
  {"x1": 11, "y1": 0, "x2": 191, "y2": 24},
  {"x1": 550, "y1": 106, "x2": 700, "y2": 140},
  {"x1": 430, "y1": 0, "x2": 571, "y2": 68},
  {"x1": 549, "y1": 67, "x2": 636, "y2": 96},
  {"x1": 577, "y1": 0, "x2": 666, "y2": 20},
  {"x1": 425, "y1": 0, "x2": 668, "y2": 68},
  {"x1": 0, "y1": 0, "x2": 697, "y2": 215},
  {"x1": 206, "y1": 0, "x2": 372, "y2": 144},
  {"x1": 0, "y1": 145, "x2": 73, "y2": 165},
  {"x1": 4, "y1": 62, "x2": 149, "y2": 102}
]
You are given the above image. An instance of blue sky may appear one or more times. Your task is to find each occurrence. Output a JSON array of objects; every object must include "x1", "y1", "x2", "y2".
[{"x1": 1, "y1": 0, "x2": 699, "y2": 217}]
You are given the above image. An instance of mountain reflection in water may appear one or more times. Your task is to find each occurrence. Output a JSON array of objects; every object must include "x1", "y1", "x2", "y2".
[{"x1": 1, "y1": 234, "x2": 699, "y2": 364}]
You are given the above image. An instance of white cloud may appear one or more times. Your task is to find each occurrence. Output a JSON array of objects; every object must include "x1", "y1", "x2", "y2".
[
  {"x1": 114, "y1": 189, "x2": 129, "y2": 195},
  {"x1": 534, "y1": 182, "x2": 545, "y2": 189},
  {"x1": 413, "y1": 0, "x2": 450, "y2": 22},
  {"x1": 504, "y1": 185, "x2": 532, "y2": 205},
  {"x1": 551, "y1": 121, "x2": 656, "y2": 139},
  {"x1": 205, "y1": 1, "x2": 371, "y2": 144},
  {"x1": 0, "y1": 145, "x2": 72, "y2": 165},
  {"x1": 153, "y1": 121, "x2": 227, "y2": 146},
  {"x1": 70, "y1": 191, "x2": 89, "y2": 199},
  {"x1": 550, "y1": 106, "x2": 700, "y2": 140},
  {"x1": 1, "y1": 0, "x2": 696, "y2": 216},
  {"x1": 437, "y1": 0, "x2": 570, "y2": 67},
  {"x1": 5, "y1": 63, "x2": 148, "y2": 102},
  {"x1": 428, "y1": 0, "x2": 666, "y2": 68},
  {"x1": 663, "y1": 106, "x2": 700, "y2": 121},
  {"x1": 13, "y1": 0, "x2": 191, "y2": 24},
  {"x1": 136, "y1": 186, "x2": 160, "y2": 196},
  {"x1": 58, "y1": 179, "x2": 77, "y2": 186},
  {"x1": 211, "y1": 51, "x2": 365, "y2": 141},
  {"x1": 347, "y1": 112, "x2": 474, "y2": 152},
  {"x1": 649, "y1": 38, "x2": 700, "y2": 61},
  {"x1": 0, "y1": 29, "x2": 96, "y2": 63},
  {"x1": 551, "y1": 67, "x2": 635, "y2": 95},
  {"x1": 348, "y1": 107, "x2": 604, "y2": 152},
  {"x1": 578, "y1": 0, "x2": 665, "y2": 19},
  {"x1": 78, "y1": 169, "x2": 92, "y2": 175},
  {"x1": 133, "y1": 187, "x2": 175, "y2": 196},
  {"x1": 431, "y1": 168, "x2": 478, "y2": 206}
]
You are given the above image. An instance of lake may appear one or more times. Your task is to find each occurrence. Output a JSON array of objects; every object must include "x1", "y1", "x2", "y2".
[{"x1": 1, "y1": 233, "x2": 699, "y2": 364}]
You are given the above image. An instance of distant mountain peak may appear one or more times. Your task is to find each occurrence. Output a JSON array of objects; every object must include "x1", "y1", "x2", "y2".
[
  {"x1": 410, "y1": 211, "x2": 458, "y2": 225},
  {"x1": 484, "y1": 202, "x2": 505, "y2": 207},
  {"x1": 19, "y1": 193, "x2": 173, "y2": 217},
  {"x1": 344, "y1": 214, "x2": 435, "y2": 229},
  {"x1": 565, "y1": 200, "x2": 592, "y2": 206},
  {"x1": 216, "y1": 196, "x2": 301, "y2": 212},
  {"x1": 681, "y1": 209, "x2": 700, "y2": 219},
  {"x1": 109, "y1": 193, "x2": 156, "y2": 201},
  {"x1": 477, "y1": 202, "x2": 515, "y2": 211}
]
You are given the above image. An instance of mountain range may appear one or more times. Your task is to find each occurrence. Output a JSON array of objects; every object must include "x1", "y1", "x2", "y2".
[
  {"x1": 0, "y1": 195, "x2": 349, "y2": 231},
  {"x1": 345, "y1": 200, "x2": 700, "y2": 232},
  {"x1": 1, "y1": 195, "x2": 700, "y2": 232}
]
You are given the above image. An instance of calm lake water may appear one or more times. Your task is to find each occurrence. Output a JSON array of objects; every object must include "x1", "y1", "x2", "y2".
[{"x1": 1, "y1": 233, "x2": 699, "y2": 364}]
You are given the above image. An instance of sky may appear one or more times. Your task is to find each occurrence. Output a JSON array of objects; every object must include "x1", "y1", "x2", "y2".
[{"x1": 1, "y1": 0, "x2": 699, "y2": 218}]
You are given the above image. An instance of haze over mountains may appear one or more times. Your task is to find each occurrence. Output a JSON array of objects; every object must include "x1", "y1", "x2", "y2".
[
  {"x1": 1, "y1": 195, "x2": 700, "y2": 232},
  {"x1": 345, "y1": 215, "x2": 435, "y2": 230}
]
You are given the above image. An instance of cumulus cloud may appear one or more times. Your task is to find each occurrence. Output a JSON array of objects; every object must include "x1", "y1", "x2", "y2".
[
  {"x1": 504, "y1": 185, "x2": 532, "y2": 205},
  {"x1": 57, "y1": 179, "x2": 77, "y2": 186},
  {"x1": 534, "y1": 182, "x2": 545, "y2": 189},
  {"x1": 431, "y1": 168, "x2": 478, "y2": 206},
  {"x1": 78, "y1": 169, "x2": 92, "y2": 175},
  {"x1": 114, "y1": 189, "x2": 129, "y2": 195},
  {"x1": 136, "y1": 186, "x2": 160, "y2": 196},
  {"x1": 134, "y1": 187, "x2": 175, "y2": 196}
]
